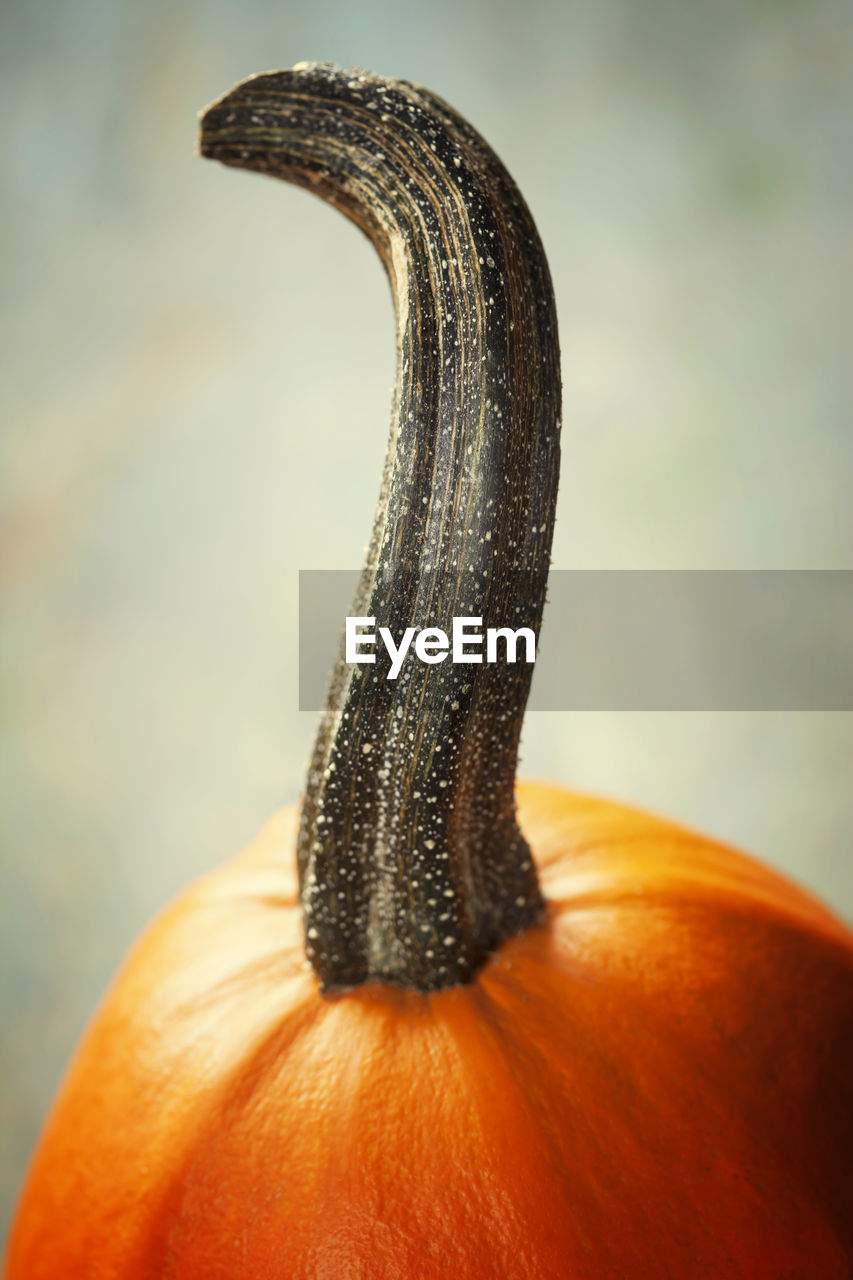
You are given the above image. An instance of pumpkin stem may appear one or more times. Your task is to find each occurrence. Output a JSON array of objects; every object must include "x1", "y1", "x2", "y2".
[{"x1": 200, "y1": 64, "x2": 561, "y2": 991}]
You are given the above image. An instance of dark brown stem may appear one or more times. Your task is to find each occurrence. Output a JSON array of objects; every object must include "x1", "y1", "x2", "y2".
[{"x1": 200, "y1": 63, "x2": 561, "y2": 991}]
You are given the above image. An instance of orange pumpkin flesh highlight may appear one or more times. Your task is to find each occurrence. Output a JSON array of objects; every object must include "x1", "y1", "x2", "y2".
[{"x1": 7, "y1": 784, "x2": 853, "y2": 1278}]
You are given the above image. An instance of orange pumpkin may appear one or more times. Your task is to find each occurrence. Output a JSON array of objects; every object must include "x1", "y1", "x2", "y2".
[{"x1": 6, "y1": 64, "x2": 853, "y2": 1280}]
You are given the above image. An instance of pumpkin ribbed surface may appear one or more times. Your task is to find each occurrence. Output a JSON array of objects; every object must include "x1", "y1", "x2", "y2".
[{"x1": 8, "y1": 783, "x2": 851, "y2": 1279}]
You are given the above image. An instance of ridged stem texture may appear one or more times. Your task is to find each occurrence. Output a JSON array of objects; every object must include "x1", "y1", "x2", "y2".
[{"x1": 200, "y1": 63, "x2": 561, "y2": 991}]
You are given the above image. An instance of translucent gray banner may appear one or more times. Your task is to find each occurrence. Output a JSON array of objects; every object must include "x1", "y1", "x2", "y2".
[{"x1": 299, "y1": 571, "x2": 853, "y2": 711}]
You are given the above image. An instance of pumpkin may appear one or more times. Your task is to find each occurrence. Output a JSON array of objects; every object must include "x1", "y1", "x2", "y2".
[{"x1": 6, "y1": 63, "x2": 853, "y2": 1280}]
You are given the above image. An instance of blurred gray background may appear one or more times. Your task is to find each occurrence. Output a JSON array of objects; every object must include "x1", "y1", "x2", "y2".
[{"x1": 2, "y1": 0, "x2": 851, "y2": 1244}]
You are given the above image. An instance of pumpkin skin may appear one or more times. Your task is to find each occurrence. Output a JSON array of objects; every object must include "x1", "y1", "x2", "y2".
[{"x1": 7, "y1": 782, "x2": 853, "y2": 1279}]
